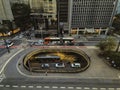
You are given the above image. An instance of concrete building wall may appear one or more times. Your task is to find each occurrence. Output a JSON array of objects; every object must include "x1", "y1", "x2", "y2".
[
  {"x1": 0, "y1": 0, "x2": 14, "y2": 23},
  {"x1": 30, "y1": 0, "x2": 56, "y2": 20},
  {"x1": 69, "y1": 0, "x2": 118, "y2": 29},
  {"x1": 116, "y1": 0, "x2": 120, "y2": 14}
]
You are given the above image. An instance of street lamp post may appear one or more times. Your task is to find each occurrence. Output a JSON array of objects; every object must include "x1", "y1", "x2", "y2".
[{"x1": 57, "y1": 0, "x2": 60, "y2": 37}]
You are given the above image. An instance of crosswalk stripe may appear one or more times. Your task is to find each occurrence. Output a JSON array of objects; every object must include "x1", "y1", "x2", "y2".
[
  {"x1": 76, "y1": 87, "x2": 82, "y2": 89},
  {"x1": 28, "y1": 86, "x2": 34, "y2": 88},
  {"x1": 5, "y1": 85, "x2": 10, "y2": 87},
  {"x1": 0, "y1": 85, "x2": 4, "y2": 87},
  {"x1": 36, "y1": 86, "x2": 42, "y2": 88},
  {"x1": 44, "y1": 86, "x2": 50, "y2": 88},
  {"x1": 84, "y1": 87, "x2": 90, "y2": 89},
  {"x1": 117, "y1": 88, "x2": 120, "y2": 90},
  {"x1": 68, "y1": 87, "x2": 74, "y2": 89},
  {"x1": 60, "y1": 87, "x2": 66, "y2": 89},
  {"x1": 92, "y1": 87, "x2": 98, "y2": 90},
  {"x1": 12, "y1": 85, "x2": 18, "y2": 88},
  {"x1": 108, "y1": 88, "x2": 115, "y2": 90},
  {"x1": 100, "y1": 88, "x2": 106, "y2": 90},
  {"x1": 52, "y1": 86, "x2": 58, "y2": 88},
  {"x1": 21, "y1": 86, "x2": 26, "y2": 88}
]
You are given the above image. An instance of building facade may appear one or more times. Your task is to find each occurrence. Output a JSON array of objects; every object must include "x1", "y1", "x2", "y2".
[
  {"x1": 30, "y1": 0, "x2": 57, "y2": 30},
  {"x1": 116, "y1": 0, "x2": 120, "y2": 14},
  {"x1": 68, "y1": 0, "x2": 118, "y2": 34},
  {"x1": 0, "y1": 0, "x2": 14, "y2": 23}
]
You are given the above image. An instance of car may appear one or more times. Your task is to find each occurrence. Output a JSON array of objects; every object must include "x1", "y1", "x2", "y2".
[
  {"x1": 5, "y1": 40, "x2": 14, "y2": 47},
  {"x1": 55, "y1": 63, "x2": 65, "y2": 68},
  {"x1": 41, "y1": 63, "x2": 49, "y2": 68},
  {"x1": 71, "y1": 63, "x2": 81, "y2": 68}
]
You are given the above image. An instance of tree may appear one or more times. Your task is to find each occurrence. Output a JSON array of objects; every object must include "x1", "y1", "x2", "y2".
[
  {"x1": 11, "y1": 3, "x2": 31, "y2": 31},
  {"x1": 0, "y1": 24, "x2": 11, "y2": 53},
  {"x1": 97, "y1": 36, "x2": 117, "y2": 52},
  {"x1": 112, "y1": 13, "x2": 120, "y2": 33}
]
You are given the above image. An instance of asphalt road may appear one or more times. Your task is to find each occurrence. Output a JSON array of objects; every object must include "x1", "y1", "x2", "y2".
[
  {"x1": 1, "y1": 47, "x2": 120, "y2": 90},
  {"x1": 0, "y1": 40, "x2": 22, "y2": 56},
  {"x1": 0, "y1": 39, "x2": 120, "y2": 90},
  {"x1": 0, "y1": 82, "x2": 120, "y2": 90}
]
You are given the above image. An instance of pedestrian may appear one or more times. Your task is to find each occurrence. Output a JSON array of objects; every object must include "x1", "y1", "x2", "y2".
[{"x1": 45, "y1": 71, "x2": 47, "y2": 76}]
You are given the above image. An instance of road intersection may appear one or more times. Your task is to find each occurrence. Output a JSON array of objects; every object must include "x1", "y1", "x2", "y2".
[{"x1": 0, "y1": 40, "x2": 120, "y2": 89}]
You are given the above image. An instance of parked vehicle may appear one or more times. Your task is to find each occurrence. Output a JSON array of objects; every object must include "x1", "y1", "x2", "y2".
[
  {"x1": 41, "y1": 63, "x2": 49, "y2": 68},
  {"x1": 5, "y1": 40, "x2": 14, "y2": 47},
  {"x1": 55, "y1": 63, "x2": 65, "y2": 68},
  {"x1": 71, "y1": 63, "x2": 81, "y2": 68}
]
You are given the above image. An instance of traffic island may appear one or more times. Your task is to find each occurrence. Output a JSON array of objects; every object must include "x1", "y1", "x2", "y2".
[{"x1": 23, "y1": 48, "x2": 90, "y2": 73}]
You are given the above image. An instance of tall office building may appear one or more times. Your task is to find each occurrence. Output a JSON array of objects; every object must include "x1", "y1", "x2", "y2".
[
  {"x1": 30, "y1": 0, "x2": 57, "y2": 30},
  {"x1": 68, "y1": 0, "x2": 118, "y2": 33},
  {"x1": 0, "y1": 0, "x2": 14, "y2": 23},
  {"x1": 116, "y1": 0, "x2": 120, "y2": 14}
]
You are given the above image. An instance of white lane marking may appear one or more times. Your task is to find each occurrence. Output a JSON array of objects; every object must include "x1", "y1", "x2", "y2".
[
  {"x1": 84, "y1": 87, "x2": 90, "y2": 89},
  {"x1": 21, "y1": 86, "x2": 26, "y2": 88},
  {"x1": 76, "y1": 87, "x2": 82, "y2": 89},
  {"x1": 36, "y1": 86, "x2": 42, "y2": 88},
  {"x1": 44, "y1": 86, "x2": 50, "y2": 88},
  {"x1": 5, "y1": 85, "x2": 10, "y2": 87},
  {"x1": 100, "y1": 88, "x2": 106, "y2": 90},
  {"x1": 0, "y1": 85, "x2": 4, "y2": 87},
  {"x1": 52, "y1": 86, "x2": 58, "y2": 88},
  {"x1": 0, "y1": 49, "x2": 24, "y2": 74},
  {"x1": 117, "y1": 88, "x2": 120, "y2": 90},
  {"x1": 28, "y1": 86, "x2": 34, "y2": 88},
  {"x1": 92, "y1": 87, "x2": 98, "y2": 90},
  {"x1": 60, "y1": 86, "x2": 66, "y2": 89},
  {"x1": 12, "y1": 85, "x2": 18, "y2": 88},
  {"x1": 68, "y1": 87, "x2": 74, "y2": 89},
  {"x1": 108, "y1": 88, "x2": 115, "y2": 90}
]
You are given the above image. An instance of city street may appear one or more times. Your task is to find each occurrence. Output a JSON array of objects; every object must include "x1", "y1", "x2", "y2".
[
  {"x1": 0, "y1": 82, "x2": 120, "y2": 90},
  {"x1": 0, "y1": 40, "x2": 22, "y2": 56},
  {"x1": 0, "y1": 35, "x2": 120, "y2": 90}
]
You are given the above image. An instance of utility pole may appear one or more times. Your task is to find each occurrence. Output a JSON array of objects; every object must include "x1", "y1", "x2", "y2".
[{"x1": 57, "y1": 0, "x2": 60, "y2": 37}]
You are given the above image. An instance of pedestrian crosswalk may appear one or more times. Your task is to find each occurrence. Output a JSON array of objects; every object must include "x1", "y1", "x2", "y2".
[{"x1": 0, "y1": 84, "x2": 120, "y2": 90}]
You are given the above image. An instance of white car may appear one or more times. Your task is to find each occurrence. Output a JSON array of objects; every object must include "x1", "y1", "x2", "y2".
[
  {"x1": 7, "y1": 42, "x2": 14, "y2": 47},
  {"x1": 5, "y1": 40, "x2": 14, "y2": 47},
  {"x1": 55, "y1": 63, "x2": 65, "y2": 68},
  {"x1": 71, "y1": 63, "x2": 81, "y2": 68},
  {"x1": 41, "y1": 63, "x2": 49, "y2": 68}
]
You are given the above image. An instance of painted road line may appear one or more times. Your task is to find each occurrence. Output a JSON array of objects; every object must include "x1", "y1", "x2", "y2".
[
  {"x1": 0, "y1": 85, "x2": 4, "y2": 87},
  {"x1": 60, "y1": 86, "x2": 66, "y2": 89},
  {"x1": 100, "y1": 88, "x2": 106, "y2": 90},
  {"x1": 52, "y1": 86, "x2": 58, "y2": 88},
  {"x1": 12, "y1": 85, "x2": 18, "y2": 88},
  {"x1": 84, "y1": 87, "x2": 90, "y2": 89},
  {"x1": 117, "y1": 88, "x2": 120, "y2": 90},
  {"x1": 92, "y1": 88, "x2": 98, "y2": 90},
  {"x1": 0, "y1": 49, "x2": 24, "y2": 74},
  {"x1": 68, "y1": 87, "x2": 74, "y2": 89},
  {"x1": 28, "y1": 86, "x2": 34, "y2": 88},
  {"x1": 108, "y1": 88, "x2": 115, "y2": 90},
  {"x1": 36, "y1": 86, "x2": 42, "y2": 88},
  {"x1": 44, "y1": 86, "x2": 50, "y2": 88},
  {"x1": 76, "y1": 87, "x2": 82, "y2": 89},
  {"x1": 21, "y1": 86, "x2": 26, "y2": 88},
  {"x1": 5, "y1": 85, "x2": 10, "y2": 87}
]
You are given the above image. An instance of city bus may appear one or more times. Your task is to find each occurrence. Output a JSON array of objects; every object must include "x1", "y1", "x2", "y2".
[{"x1": 44, "y1": 37, "x2": 75, "y2": 45}]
